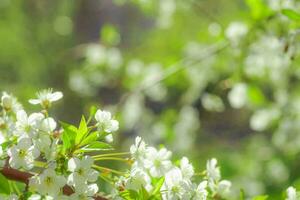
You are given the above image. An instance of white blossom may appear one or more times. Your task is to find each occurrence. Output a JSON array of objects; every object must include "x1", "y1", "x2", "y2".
[
  {"x1": 29, "y1": 167, "x2": 66, "y2": 197},
  {"x1": 68, "y1": 156, "x2": 99, "y2": 187},
  {"x1": 105, "y1": 134, "x2": 113, "y2": 143},
  {"x1": 130, "y1": 136, "x2": 147, "y2": 162},
  {"x1": 180, "y1": 157, "x2": 194, "y2": 180},
  {"x1": 163, "y1": 167, "x2": 192, "y2": 200},
  {"x1": 95, "y1": 109, "x2": 119, "y2": 133},
  {"x1": 225, "y1": 22, "x2": 248, "y2": 44},
  {"x1": 206, "y1": 158, "x2": 221, "y2": 182},
  {"x1": 217, "y1": 180, "x2": 231, "y2": 196},
  {"x1": 228, "y1": 83, "x2": 248, "y2": 109},
  {"x1": 192, "y1": 181, "x2": 208, "y2": 200},
  {"x1": 1, "y1": 92, "x2": 22, "y2": 113},
  {"x1": 250, "y1": 108, "x2": 280, "y2": 131},
  {"x1": 15, "y1": 110, "x2": 44, "y2": 137},
  {"x1": 40, "y1": 117, "x2": 57, "y2": 133},
  {"x1": 29, "y1": 89, "x2": 63, "y2": 108},
  {"x1": 70, "y1": 183, "x2": 99, "y2": 200},
  {"x1": 125, "y1": 168, "x2": 152, "y2": 191},
  {"x1": 286, "y1": 186, "x2": 297, "y2": 200},
  {"x1": 7, "y1": 137, "x2": 39, "y2": 170},
  {"x1": 144, "y1": 147, "x2": 172, "y2": 177},
  {"x1": 201, "y1": 93, "x2": 225, "y2": 112}
]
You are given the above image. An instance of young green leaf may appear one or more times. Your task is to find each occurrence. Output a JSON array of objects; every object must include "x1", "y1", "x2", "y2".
[
  {"x1": 282, "y1": 9, "x2": 300, "y2": 20},
  {"x1": 87, "y1": 105, "x2": 97, "y2": 123},
  {"x1": 140, "y1": 187, "x2": 150, "y2": 200},
  {"x1": 75, "y1": 116, "x2": 88, "y2": 145},
  {"x1": 0, "y1": 174, "x2": 10, "y2": 194},
  {"x1": 246, "y1": 0, "x2": 271, "y2": 20},
  {"x1": 151, "y1": 177, "x2": 164, "y2": 196},
  {"x1": 119, "y1": 189, "x2": 139, "y2": 200},
  {"x1": 60, "y1": 122, "x2": 77, "y2": 150},
  {"x1": 252, "y1": 195, "x2": 268, "y2": 200},
  {"x1": 79, "y1": 131, "x2": 98, "y2": 147},
  {"x1": 240, "y1": 189, "x2": 245, "y2": 200}
]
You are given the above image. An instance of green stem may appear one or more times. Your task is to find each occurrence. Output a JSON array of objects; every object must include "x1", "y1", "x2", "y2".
[
  {"x1": 92, "y1": 152, "x2": 130, "y2": 158},
  {"x1": 99, "y1": 174, "x2": 114, "y2": 185},
  {"x1": 94, "y1": 157, "x2": 130, "y2": 163},
  {"x1": 92, "y1": 165, "x2": 124, "y2": 175}
]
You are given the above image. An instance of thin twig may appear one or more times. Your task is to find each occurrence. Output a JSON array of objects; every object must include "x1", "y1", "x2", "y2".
[{"x1": 0, "y1": 163, "x2": 110, "y2": 200}]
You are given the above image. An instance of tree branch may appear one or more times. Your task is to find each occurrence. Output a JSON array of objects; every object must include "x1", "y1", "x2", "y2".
[{"x1": 0, "y1": 164, "x2": 109, "y2": 200}]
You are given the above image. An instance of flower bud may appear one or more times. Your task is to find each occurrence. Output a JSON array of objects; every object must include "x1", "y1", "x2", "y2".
[{"x1": 1, "y1": 93, "x2": 12, "y2": 111}]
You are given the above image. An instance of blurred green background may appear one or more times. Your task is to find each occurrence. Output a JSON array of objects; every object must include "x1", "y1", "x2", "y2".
[{"x1": 1, "y1": 0, "x2": 300, "y2": 198}]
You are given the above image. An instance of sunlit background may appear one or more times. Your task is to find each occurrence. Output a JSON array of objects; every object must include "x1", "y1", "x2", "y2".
[{"x1": 1, "y1": 0, "x2": 300, "y2": 198}]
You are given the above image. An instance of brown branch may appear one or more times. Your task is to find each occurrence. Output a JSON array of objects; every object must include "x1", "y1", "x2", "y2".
[{"x1": 0, "y1": 164, "x2": 109, "y2": 200}]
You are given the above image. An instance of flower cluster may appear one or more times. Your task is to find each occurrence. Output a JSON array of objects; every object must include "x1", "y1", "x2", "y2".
[
  {"x1": 0, "y1": 90, "x2": 299, "y2": 200},
  {"x1": 0, "y1": 89, "x2": 119, "y2": 199},
  {"x1": 116, "y1": 136, "x2": 231, "y2": 200}
]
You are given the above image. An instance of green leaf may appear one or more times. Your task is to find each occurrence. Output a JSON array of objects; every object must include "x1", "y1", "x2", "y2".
[
  {"x1": 240, "y1": 189, "x2": 245, "y2": 200},
  {"x1": 282, "y1": 9, "x2": 300, "y2": 20},
  {"x1": 247, "y1": 85, "x2": 266, "y2": 107},
  {"x1": 79, "y1": 131, "x2": 98, "y2": 147},
  {"x1": 75, "y1": 116, "x2": 88, "y2": 145},
  {"x1": 140, "y1": 187, "x2": 150, "y2": 199},
  {"x1": 246, "y1": 0, "x2": 271, "y2": 20},
  {"x1": 252, "y1": 195, "x2": 268, "y2": 200},
  {"x1": 119, "y1": 189, "x2": 139, "y2": 200},
  {"x1": 0, "y1": 174, "x2": 10, "y2": 194},
  {"x1": 101, "y1": 24, "x2": 120, "y2": 45},
  {"x1": 61, "y1": 122, "x2": 77, "y2": 150},
  {"x1": 151, "y1": 177, "x2": 164, "y2": 196},
  {"x1": 89, "y1": 106, "x2": 97, "y2": 118}
]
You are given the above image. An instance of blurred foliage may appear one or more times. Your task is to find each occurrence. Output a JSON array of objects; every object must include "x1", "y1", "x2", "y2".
[{"x1": 1, "y1": 0, "x2": 300, "y2": 199}]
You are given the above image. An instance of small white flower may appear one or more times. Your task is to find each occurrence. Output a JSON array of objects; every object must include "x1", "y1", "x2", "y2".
[
  {"x1": 29, "y1": 89, "x2": 63, "y2": 109},
  {"x1": 225, "y1": 22, "x2": 248, "y2": 44},
  {"x1": 68, "y1": 156, "x2": 99, "y2": 186},
  {"x1": 95, "y1": 109, "x2": 119, "y2": 133},
  {"x1": 34, "y1": 134, "x2": 52, "y2": 154},
  {"x1": 192, "y1": 181, "x2": 208, "y2": 200},
  {"x1": 7, "y1": 137, "x2": 40, "y2": 170},
  {"x1": 228, "y1": 83, "x2": 248, "y2": 109},
  {"x1": 28, "y1": 194, "x2": 43, "y2": 200},
  {"x1": 1, "y1": 92, "x2": 22, "y2": 113},
  {"x1": 163, "y1": 167, "x2": 192, "y2": 200},
  {"x1": 130, "y1": 136, "x2": 147, "y2": 162},
  {"x1": 70, "y1": 183, "x2": 98, "y2": 200},
  {"x1": 217, "y1": 180, "x2": 231, "y2": 196},
  {"x1": 105, "y1": 134, "x2": 113, "y2": 143},
  {"x1": 125, "y1": 168, "x2": 152, "y2": 191},
  {"x1": 286, "y1": 186, "x2": 297, "y2": 200},
  {"x1": 29, "y1": 167, "x2": 66, "y2": 197},
  {"x1": 85, "y1": 44, "x2": 107, "y2": 65},
  {"x1": 206, "y1": 158, "x2": 221, "y2": 183},
  {"x1": 144, "y1": 147, "x2": 172, "y2": 177},
  {"x1": 40, "y1": 117, "x2": 57, "y2": 133},
  {"x1": 180, "y1": 157, "x2": 194, "y2": 180},
  {"x1": 16, "y1": 110, "x2": 44, "y2": 137},
  {"x1": 250, "y1": 108, "x2": 280, "y2": 131},
  {"x1": 201, "y1": 93, "x2": 225, "y2": 112}
]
